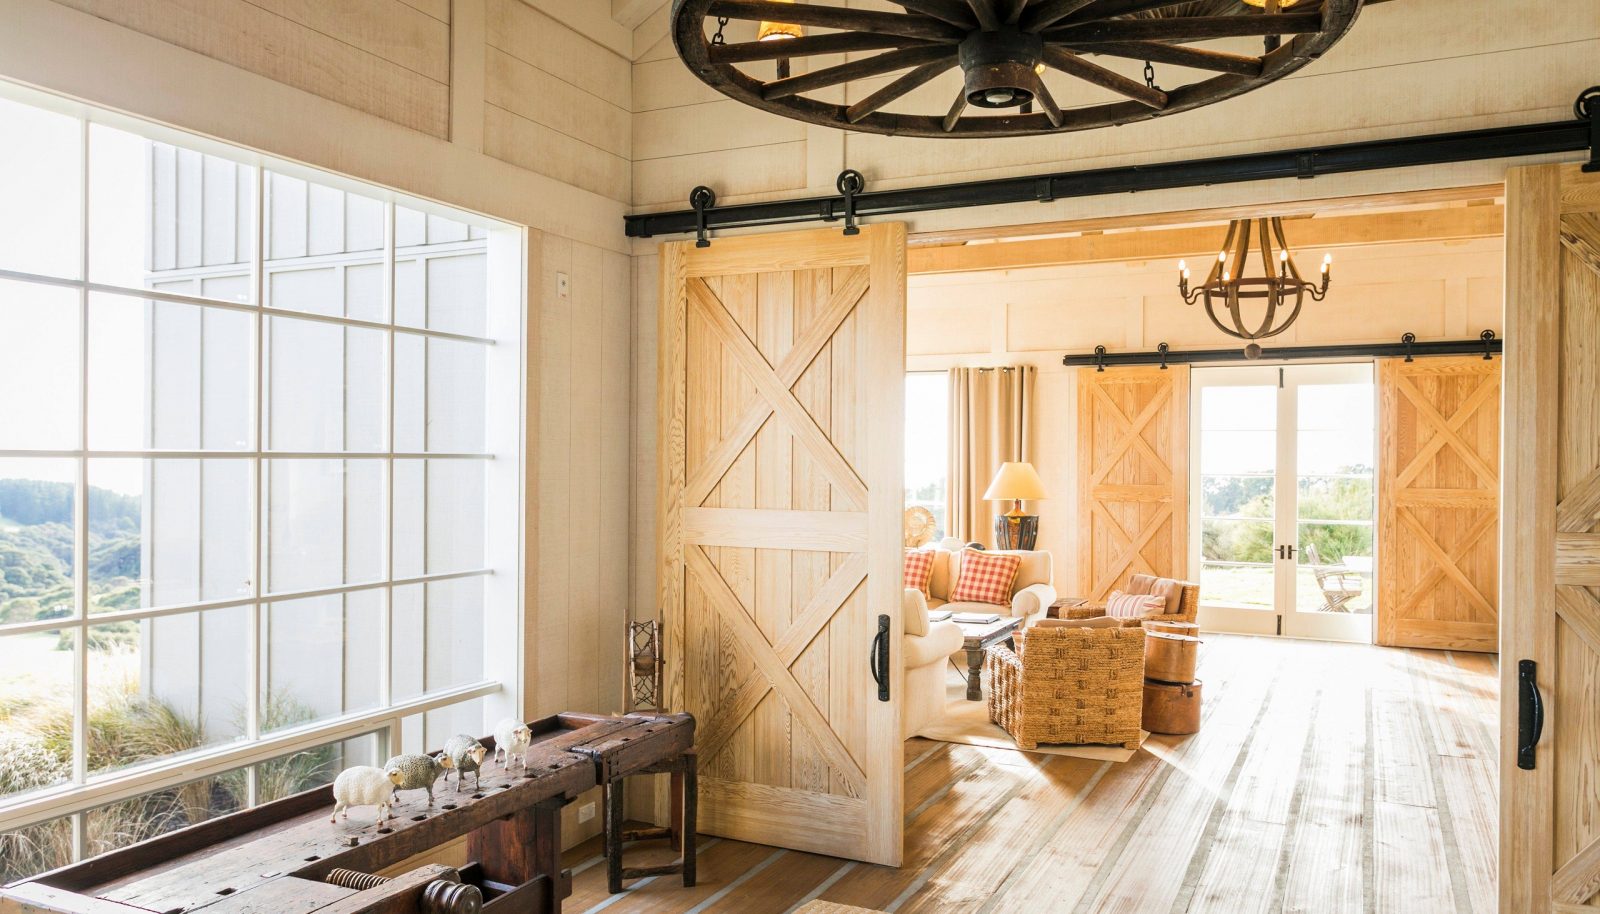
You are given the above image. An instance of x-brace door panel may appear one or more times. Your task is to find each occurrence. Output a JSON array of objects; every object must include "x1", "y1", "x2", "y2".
[{"x1": 658, "y1": 225, "x2": 906, "y2": 866}]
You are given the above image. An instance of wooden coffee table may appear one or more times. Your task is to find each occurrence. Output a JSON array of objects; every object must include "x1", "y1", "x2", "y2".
[{"x1": 952, "y1": 615, "x2": 1024, "y2": 701}]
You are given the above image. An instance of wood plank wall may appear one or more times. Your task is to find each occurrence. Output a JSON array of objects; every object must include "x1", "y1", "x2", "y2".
[
  {"x1": 49, "y1": 0, "x2": 635, "y2": 203},
  {"x1": 484, "y1": 0, "x2": 633, "y2": 202},
  {"x1": 53, "y1": 0, "x2": 453, "y2": 137}
]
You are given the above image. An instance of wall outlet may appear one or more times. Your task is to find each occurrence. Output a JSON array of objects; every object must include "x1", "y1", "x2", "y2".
[
  {"x1": 577, "y1": 801, "x2": 595, "y2": 824},
  {"x1": 557, "y1": 271, "x2": 570, "y2": 299}
]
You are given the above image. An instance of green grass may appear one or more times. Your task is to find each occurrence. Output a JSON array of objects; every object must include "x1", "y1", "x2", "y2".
[{"x1": 1200, "y1": 564, "x2": 1373, "y2": 614}]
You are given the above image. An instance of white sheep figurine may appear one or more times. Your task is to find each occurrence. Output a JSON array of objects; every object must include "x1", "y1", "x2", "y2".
[
  {"x1": 493, "y1": 718, "x2": 533, "y2": 770},
  {"x1": 330, "y1": 765, "x2": 404, "y2": 825}
]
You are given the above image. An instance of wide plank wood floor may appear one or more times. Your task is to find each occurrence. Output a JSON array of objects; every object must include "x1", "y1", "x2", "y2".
[{"x1": 560, "y1": 634, "x2": 1498, "y2": 914}]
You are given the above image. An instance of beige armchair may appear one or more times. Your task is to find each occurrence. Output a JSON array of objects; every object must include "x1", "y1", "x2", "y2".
[
  {"x1": 1060, "y1": 573, "x2": 1199, "y2": 628},
  {"x1": 924, "y1": 548, "x2": 1057, "y2": 626},
  {"x1": 903, "y1": 588, "x2": 963, "y2": 739}
]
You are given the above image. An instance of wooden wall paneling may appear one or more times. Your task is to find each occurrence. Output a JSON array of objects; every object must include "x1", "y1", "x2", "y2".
[
  {"x1": 245, "y1": 0, "x2": 450, "y2": 82},
  {"x1": 535, "y1": 234, "x2": 575, "y2": 716},
  {"x1": 1500, "y1": 165, "x2": 1600, "y2": 913},
  {"x1": 50, "y1": 0, "x2": 451, "y2": 137},
  {"x1": 480, "y1": 0, "x2": 632, "y2": 202},
  {"x1": 658, "y1": 225, "x2": 906, "y2": 866},
  {"x1": 1076, "y1": 365, "x2": 1190, "y2": 602},
  {"x1": 1376, "y1": 356, "x2": 1501, "y2": 652}
]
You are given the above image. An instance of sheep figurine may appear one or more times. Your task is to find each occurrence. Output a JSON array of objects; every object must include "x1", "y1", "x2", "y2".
[
  {"x1": 442, "y1": 734, "x2": 489, "y2": 792},
  {"x1": 330, "y1": 765, "x2": 403, "y2": 825},
  {"x1": 493, "y1": 718, "x2": 532, "y2": 770},
  {"x1": 384, "y1": 753, "x2": 453, "y2": 806}
]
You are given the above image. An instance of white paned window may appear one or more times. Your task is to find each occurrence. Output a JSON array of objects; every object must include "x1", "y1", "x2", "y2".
[
  {"x1": 0, "y1": 85, "x2": 524, "y2": 883},
  {"x1": 904, "y1": 372, "x2": 950, "y2": 541}
]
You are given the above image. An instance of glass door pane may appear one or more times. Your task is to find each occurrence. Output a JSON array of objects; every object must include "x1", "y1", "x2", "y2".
[
  {"x1": 1293, "y1": 376, "x2": 1375, "y2": 615},
  {"x1": 1197, "y1": 383, "x2": 1277, "y2": 611}
]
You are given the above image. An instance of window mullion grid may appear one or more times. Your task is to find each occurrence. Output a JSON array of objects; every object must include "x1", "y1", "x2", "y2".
[
  {"x1": 245, "y1": 163, "x2": 266, "y2": 809},
  {"x1": 380, "y1": 200, "x2": 396, "y2": 753},
  {"x1": 70, "y1": 115, "x2": 90, "y2": 864}
]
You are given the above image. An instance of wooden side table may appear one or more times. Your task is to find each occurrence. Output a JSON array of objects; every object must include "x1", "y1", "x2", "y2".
[
  {"x1": 954, "y1": 616, "x2": 1023, "y2": 701},
  {"x1": 1047, "y1": 597, "x2": 1088, "y2": 619}
]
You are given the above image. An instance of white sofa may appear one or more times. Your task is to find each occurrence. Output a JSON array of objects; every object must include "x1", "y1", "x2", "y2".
[
  {"x1": 921, "y1": 548, "x2": 1057, "y2": 626},
  {"x1": 903, "y1": 589, "x2": 963, "y2": 739},
  {"x1": 902, "y1": 548, "x2": 1057, "y2": 738}
]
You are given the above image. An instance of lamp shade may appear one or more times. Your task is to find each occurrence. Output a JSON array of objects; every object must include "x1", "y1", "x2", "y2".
[{"x1": 983, "y1": 462, "x2": 1048, "y2": 501}]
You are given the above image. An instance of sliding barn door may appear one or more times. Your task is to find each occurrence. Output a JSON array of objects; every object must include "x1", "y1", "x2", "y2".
[
  {"x1": 658, "y1": 225, "x2": 906, "y2": 866},
  {"x1": 1501, "y1": 163, "x2": 1600, "y2": 911},
  {"x1": 1077, "y1": 366, "x2": 1190, "y2": 601},
  {"x1": 1376, "y1": 356, "x2": 1500, "y2": 651}
]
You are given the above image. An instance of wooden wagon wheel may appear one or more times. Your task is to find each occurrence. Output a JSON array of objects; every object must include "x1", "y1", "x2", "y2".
[{"x1": 672, "y1": 0, "x2": 1364, "y2": 139}]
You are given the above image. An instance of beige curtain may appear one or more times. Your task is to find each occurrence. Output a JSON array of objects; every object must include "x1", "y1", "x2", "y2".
[{"x1": 948, "y1": 366, "x2": 1035, "y2": 548}]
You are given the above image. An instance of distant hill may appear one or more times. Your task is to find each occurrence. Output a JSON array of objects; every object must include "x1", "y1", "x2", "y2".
[{"x1": 0, "y1": 479, "x2": 142, "y2": 625}]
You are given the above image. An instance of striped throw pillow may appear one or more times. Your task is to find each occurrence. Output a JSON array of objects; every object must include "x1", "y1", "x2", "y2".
[
  {"x1": 904, "y1": 549, "x2": 935, "y2": 595},
  {"x1": 948, "y1": 549, "x2": 1022, "y2": 607},
  {"x1": 1106, "y1": 590, "x2": 1167, "y2": 619}
]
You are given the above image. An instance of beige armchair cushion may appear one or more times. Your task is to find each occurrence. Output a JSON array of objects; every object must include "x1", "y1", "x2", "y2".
[
  {"x1": 904, "y1": 619, "x2": 963, "y2": 667},
  {"x1": 903, "y1": 588, "x2": 930, "y2": 637},
  {"x1": 943, "y1": 549, "x2": 1051, "y2": 597},
  {"x1": 1129, "y1": 573, "x2": 1183, "y2": 614}
]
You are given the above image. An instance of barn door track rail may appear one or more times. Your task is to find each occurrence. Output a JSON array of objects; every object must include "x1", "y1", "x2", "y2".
[
  {"x1": 628, "y1": 87, "x2": 1600, "y2": 243},
  {"x1": 1067, "y1": 331, "x2": 1502, "y2": 370}
]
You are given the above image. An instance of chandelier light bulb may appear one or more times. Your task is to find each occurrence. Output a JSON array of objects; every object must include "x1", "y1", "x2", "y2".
[
  {"x1": 1178, "y1": 259, "x2": 1187, "y2": 272},
  {"x1": 1279, "y1": 249, "x2": 1289, "y2": 261}
]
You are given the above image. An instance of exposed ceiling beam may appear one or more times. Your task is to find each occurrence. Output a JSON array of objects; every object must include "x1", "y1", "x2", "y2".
[
  {"x1": 905, "y1": 185, "x2": 1506, "y2": 247},
  {"x1": 907, "y1": 204, "x2": 1505, "y2": 274}
]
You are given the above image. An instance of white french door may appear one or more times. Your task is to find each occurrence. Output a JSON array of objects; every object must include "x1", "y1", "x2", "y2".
[{"x1": 1191, "y1": 363, "x2": 1376, "y2": 643}]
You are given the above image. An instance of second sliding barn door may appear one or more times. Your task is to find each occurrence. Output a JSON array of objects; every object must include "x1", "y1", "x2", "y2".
[
  {"x1": 658, "y1": 225, "x2": 906, "y2": 866},
  {"x1": 1376, "y1": 356, "x2": 1500, "y2": 651}
]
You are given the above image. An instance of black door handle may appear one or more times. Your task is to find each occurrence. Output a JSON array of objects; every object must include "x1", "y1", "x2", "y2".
[
  {"x1": 1518, "y1": 659, "x2": 1544, "y2": 770},
  {"x1": 869, "y1": 614, "x2": 890, "y2": 702}
]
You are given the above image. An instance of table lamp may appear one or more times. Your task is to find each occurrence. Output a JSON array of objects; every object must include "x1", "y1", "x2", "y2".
[{"x1": 983, "y1": 462, "x2": 1047, "y2": 550}]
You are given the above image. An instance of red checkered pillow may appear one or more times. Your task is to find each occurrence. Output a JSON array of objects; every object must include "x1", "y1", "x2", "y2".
[
  {"x1": 949, "y1": 549, "x2": 1021, "y2": 606},
  {"x1": 904, "y1": 549, "x2": 935, "y2": 595},
  {"x1": 1106, "y1": 590, "x2": 1166, "y2": 619}
]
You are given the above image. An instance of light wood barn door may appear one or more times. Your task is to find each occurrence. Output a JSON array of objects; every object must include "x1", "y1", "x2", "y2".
[
  {"x1": 1077, "y1": 366, "x2": 1190, "y2": 600},
  {"x1": 1376, "y1": 356, "x2": 1501, "y2": 652},
  {"x1": 658, "y1": 225, "x2": 906, "y2": 866},
  {"x1": 1501, "y1": 164, "x2": 1600, "y2": 912}
]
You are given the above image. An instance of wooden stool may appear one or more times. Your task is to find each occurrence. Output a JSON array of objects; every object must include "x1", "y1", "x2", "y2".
[
  {"x1": 1142, "y1": 680, "x2": 1203, "y2": 734},
  {"x1": 601, "y1": 748, "x2": 697, "y2": 894}
]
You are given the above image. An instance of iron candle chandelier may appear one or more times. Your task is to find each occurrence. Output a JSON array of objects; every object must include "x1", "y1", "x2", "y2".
[{"x1": 1178, "y1": 216, "x2": 1331, "y2": 358}]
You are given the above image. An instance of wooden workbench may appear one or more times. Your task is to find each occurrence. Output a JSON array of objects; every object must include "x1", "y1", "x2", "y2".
[{"x1": 0, "y1": 711, "x2": 694, "y2": 914}]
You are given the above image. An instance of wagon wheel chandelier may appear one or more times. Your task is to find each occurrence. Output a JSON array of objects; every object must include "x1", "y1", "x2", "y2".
[
  {"x1": 672, "y1": 0, "x2": 1364, "y2": 139},
  {"x1": 1177, "y1": 216, "x2": 1332, "y2": 358}
]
